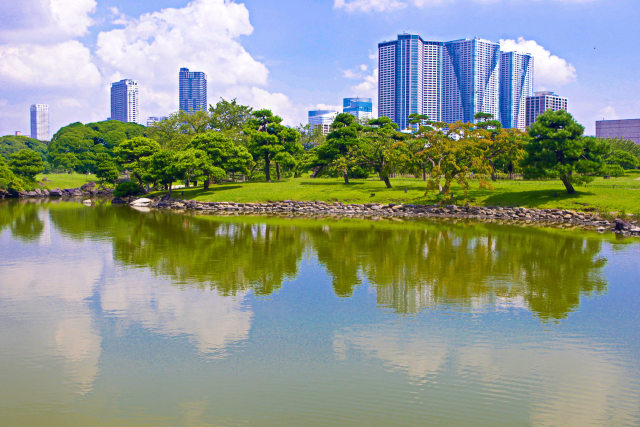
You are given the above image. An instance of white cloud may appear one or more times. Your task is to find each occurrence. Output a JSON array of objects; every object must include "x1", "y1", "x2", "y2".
[
  {"x1": 334, "y1": 0, "x2": 408, "y2": 13},
  {"x1": 49, "y1": 0, "x2": 97, "y2": 37},
  {"x1": 0, "y1": 0, "x2": 96, "y2": 42},
  {"x1": 0, "y1": 41, "x2": 101, "y2": 88},
  {"x1": 500, "y1": 37, "x2": 577, "y2": 89}
]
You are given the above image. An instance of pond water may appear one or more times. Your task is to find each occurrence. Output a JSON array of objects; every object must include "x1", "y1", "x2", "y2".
[{"x1": 1, "y1": 199, "x2": 639, "y2": 426}]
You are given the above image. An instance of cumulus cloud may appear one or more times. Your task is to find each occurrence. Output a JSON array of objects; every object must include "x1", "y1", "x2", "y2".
[
  {"x1": 335, "y1": 0, "x2": 598, "y2": 13},
  {"x1": 0, "y1": 41, "x2": 101, "y2": 88},
  {"x1": 500, "y1": 37, "x2": 577, "y2": 89},
  {"x1": 0, "y1": 0, "x2": 96, "y2": 42},
  {"x1": 94, "y1": 0, "x2": 299, "y2": 122},
  {"x1": 334, "y1": 0, "x2": 407, "y2": 13}
]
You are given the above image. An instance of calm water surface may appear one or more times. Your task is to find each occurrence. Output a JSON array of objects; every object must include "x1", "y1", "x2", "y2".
[{"x1": 1, "y1": 200, "x2": 639, "y2": 426}]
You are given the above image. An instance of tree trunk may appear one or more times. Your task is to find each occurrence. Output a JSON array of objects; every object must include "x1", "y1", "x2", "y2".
[
  {"x1": 168, "y1": 182, "x2": 172, "y2": 197},
  {"x1": 276, "y1": 162, "x2": 281, "y2": 181},
  {"x1": 382, "y1": 175, "x2": 392, "y2": 189},
  {"x1": 264, "y1": 153, "x2": 271, "y2": 182},
  {"x1": 422, "y1": 165, "x2": 427, "y2": 181},
  {"x1": 343, "y1": 170, "x2": 349, "y2": 184},
  {"x1": 439, "y1": 182, "x2": 450, "y2": 195},
  {"x1": 184, "y1": 178, "x2": 189, "y2": 188},
  {"x1": 490, "y1": 164, "x2": 497, "y2": 182},
  {"x1": 204, "y1": 176, "x2": 210, "y2": 190},
  {"x1": 560, "y1": 174, "x2": 576, "y2": 194}
]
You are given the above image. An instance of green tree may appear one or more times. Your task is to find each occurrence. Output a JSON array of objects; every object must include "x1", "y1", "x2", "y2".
[
  {"x1": 189, "y1": 132, "x2": 253, "y2": 188},
  {"x1": 244, "y1": 109, "x2": 293, "y2": 182},
  {"x1": 316, "y1": 113, "x2": 363, "y2": 184},
  {"x1": 146, "y1": 150, "x2": 178, "y2": 194},
  {"x1": 0, "y1": 156, "x2": 23, "y2": 191},
  {"x1": 360, "y1": 117, "x2": 406, "y2": 188},
  {"x1": 95, "y1": 153, "x2": 120, "y2": 185},
  {"x1": 113, "y1": 136, "x2": 160, "y2": 186},
  {"x1": 9, "y1": 149, "x2": 45, "y2": 182},
  {"x1": 606, "y1": 150, "x2": 639, "y2": 170},
  {"x1": 0, "y1": 135, "x2": 48, "y2": 163},
  {"x1": 209, "y1": 98, "x2": 253, "y2": 131},
  {"x1": 523, "y1": 110, "x2": 608, "y2": 194}
]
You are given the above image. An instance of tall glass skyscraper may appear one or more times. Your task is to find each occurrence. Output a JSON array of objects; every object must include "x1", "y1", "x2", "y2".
[
  {"x1": 500, "y1": 51, "x2": 534, "y2": 130},
  {"x1": 378, "y1": 35, "x2": 534, "y2": 130},
  {"x1": 30, "y1": 104, "x2": 49, "y2": 141},
  {"x1": 525, "y1": 91, "x2": 567, "y2": 128},
  {"x1": 308, "y1": 110, "x2": 338, "y2": 135},
  {"x1": 343, "y1": 97, "x2": 373, "y2": 121},
  {"x1": 110, "y1": 79, "x2": 139, "y2": 123},
  {"x1": 179, "y1": 67, "x2": 207, "y2": 112}
]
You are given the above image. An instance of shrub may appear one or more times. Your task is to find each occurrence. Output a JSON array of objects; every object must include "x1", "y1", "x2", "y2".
[
  {"x1": 601, "y1": 164, "x2": 625, "y2": 177},
  {"x1": 113, "y1": 180, "x2": 143, "y2": 198}
]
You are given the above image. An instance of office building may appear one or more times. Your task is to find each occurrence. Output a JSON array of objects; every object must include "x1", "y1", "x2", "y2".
[
  {"x1": 146, "y1": 116, "x2": 167, "y2": 127},
  {"x1": 378, "y1": 34, "x2": 534, "y2": 130},
  {"x1": 343, "y1": 97, "x2": 373, "y2": 121},
  {"x1": 30, "y1": 104, "x2": 49, "y2": 141},
  {"x1": 525, "y1": 91, "x2": 567, "y2": 128},
  {"x1": 500, "y1": 51, "x2": 534, "y2": 130},
  {"x1": 110, "y1": 79, "x2": 139, "y2": 123},
  {"x1": 596, "y1": 119, "x2": 640, "y2": 144},
  {"x1": 179, "y1": 67, "x2": 207, "y2": 112},
  {"x1": 308, "y1": 110, "x2": 338, "y2": 135}
]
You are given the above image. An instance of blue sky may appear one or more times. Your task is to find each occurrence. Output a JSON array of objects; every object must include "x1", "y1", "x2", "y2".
[{"x1": 1, "y1": 0, "x2": 639, "y2": 137}]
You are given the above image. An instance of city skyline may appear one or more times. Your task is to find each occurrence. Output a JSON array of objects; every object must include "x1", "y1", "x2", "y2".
[
  {"x1": 30, "y1": 104, "x2": 49, "y2": 141},
  {"x1": 179, "y1": 67, "x2": 208, "y2": 113},
  {"x1": 0, "y1": 0, "x2": 638, "y2": 136}
]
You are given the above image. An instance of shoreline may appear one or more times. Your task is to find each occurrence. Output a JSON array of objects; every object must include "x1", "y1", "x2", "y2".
[{"x1": 124, "y1": 196, "x2": 640, "y2": 237}]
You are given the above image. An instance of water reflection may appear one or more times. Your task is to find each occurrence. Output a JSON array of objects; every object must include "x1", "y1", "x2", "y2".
[{"x1": 0, "y1": 200, "x2": 613, "y2": 320}]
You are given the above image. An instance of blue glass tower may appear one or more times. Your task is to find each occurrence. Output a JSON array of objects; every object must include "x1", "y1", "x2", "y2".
[
  {"x1": 179, "y1": 67, "x2": 207, "y2": 112},
  {"x1": 343, "y1": 97, "x2": 373, "y2": 121}
]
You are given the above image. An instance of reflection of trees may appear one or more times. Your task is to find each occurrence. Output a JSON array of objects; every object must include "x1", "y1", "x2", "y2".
[
  {"x1": 40, "y1": 202, "x2": 612, "y2": 320},
  {"x1": 308, "y1": 222, "x2": 609, "y2": 321},
  {"x1": 48, "y1": 205, "x2": 305, "y2": 296},
  {"x1": 0, "y1": 200, "x2": 44, "y2": 242}
]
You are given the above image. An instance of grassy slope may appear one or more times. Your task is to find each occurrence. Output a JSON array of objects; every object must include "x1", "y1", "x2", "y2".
[
  {"x1": 156, "y1": 171, "x2": 640, "y2": 214},
  {"x1": 35, "y1": 173, "x2": 98, "y2": 190}
]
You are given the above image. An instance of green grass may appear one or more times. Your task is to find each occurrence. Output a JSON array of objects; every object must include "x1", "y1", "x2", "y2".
[
  {"x1": 35, "y1": 173, "x2": 99, "y2": 190},
  {"x1": 153, "y1": 171, "x2": 640, "y2": 215}
]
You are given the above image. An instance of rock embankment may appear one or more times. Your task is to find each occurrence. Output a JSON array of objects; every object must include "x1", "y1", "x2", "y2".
[
  {"x1": 4, "y1": 182, "x2": 114, "y2": 199},
  {"x1": 129, "y1": 197, "x2": 640, "y2": 237}
]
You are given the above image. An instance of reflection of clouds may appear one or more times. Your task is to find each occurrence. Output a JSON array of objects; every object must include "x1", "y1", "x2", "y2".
[
  {"x1": 0, "y1": 239, "x2": 106, "y2": 395},
  {"x1": 457, "y1": 343, "x2": 638, "y2": 426},
  {"x1": 101, "y1": 272, "x2": 252, "y2": 356},
  {"x1": 337, "y1": 322, "x2": 639, "y2": 425},
  {"x1": 334, "y1": 328, "x2": 448, "y2": 381}
]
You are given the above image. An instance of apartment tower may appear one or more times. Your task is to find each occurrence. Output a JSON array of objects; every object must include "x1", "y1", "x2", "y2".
[
  {"x1": 179, "y1": 67, "x2": 208, "y2": 112},
  {"x1": 110, "y1": 79, "x2": 139, "y2": 123},
  {"x1": 30, "y1": 104, "x2": 50, "y2": 141}
]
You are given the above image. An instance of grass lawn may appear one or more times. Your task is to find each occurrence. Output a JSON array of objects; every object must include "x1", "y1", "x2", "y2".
[
  {"x1": 35, "y1": 173, "x2": 99, "y2": 190},
  {"x1": 154, "y1": 171, "x2": 640, "y2": 215}
]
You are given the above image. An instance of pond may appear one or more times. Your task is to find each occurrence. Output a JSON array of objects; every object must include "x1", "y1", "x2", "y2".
[{"x1": 1, "y1": 199, "x2": 639, "y2": 426}]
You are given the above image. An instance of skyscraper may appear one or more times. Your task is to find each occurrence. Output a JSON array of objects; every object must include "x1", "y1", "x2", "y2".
[
  {"x1": 308, "y1": 110, "x2": 338, "y2": 135},
  {"x1": 500, "y1": 51, "x2": 534, "y2": 130},
  {"x1": 378, "y1": 35, "x2": 533, "y2": 130},
  {"x1": 110, "y1": 79, "x2": 139, "y2": 123},
  {"x1": 525, "y1": 91, "x2": 567, "y2": 127},
  {"x1": 179, "y1": 67, "x2": 207, "y2": 112},
  {"x1": 343, "y1": 97, "x2": 373, "y2": 121},
  {"x1": 30, "y1": 104, "x2": 49, "y2": 141}
]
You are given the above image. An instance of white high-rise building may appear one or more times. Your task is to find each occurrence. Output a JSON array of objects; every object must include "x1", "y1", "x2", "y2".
[
  {"x1": 500, "y1": 51, "x2": 534, "y2": 130},
  {"x1": 30, "y1": 104, "x2": 49, "y2": 141},
  {"x1": 378, "y1": 35, "x2": 534, "y2": 130},
  {"x1": 110, "y1": 79, "x2": 139, "y2": 123}
]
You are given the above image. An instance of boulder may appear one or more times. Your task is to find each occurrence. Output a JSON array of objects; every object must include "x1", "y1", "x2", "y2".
[
  {"x1": 130, "y1": 197, "x2": 152, "y2": 207},
  {"x1": 49, "y1": 188, "x2": 63, "y2": 197},
  {"x1": 111, "y1": 197, "x2": 126, "y2": 204}
]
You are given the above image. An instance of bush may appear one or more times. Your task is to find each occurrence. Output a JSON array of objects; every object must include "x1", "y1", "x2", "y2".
[
  {"x1": 113, "y1": 180, "x2": 143, "y2": 197},
  {"x1": 601, "y1": 164, "x2": 625, "y2": 177}
]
